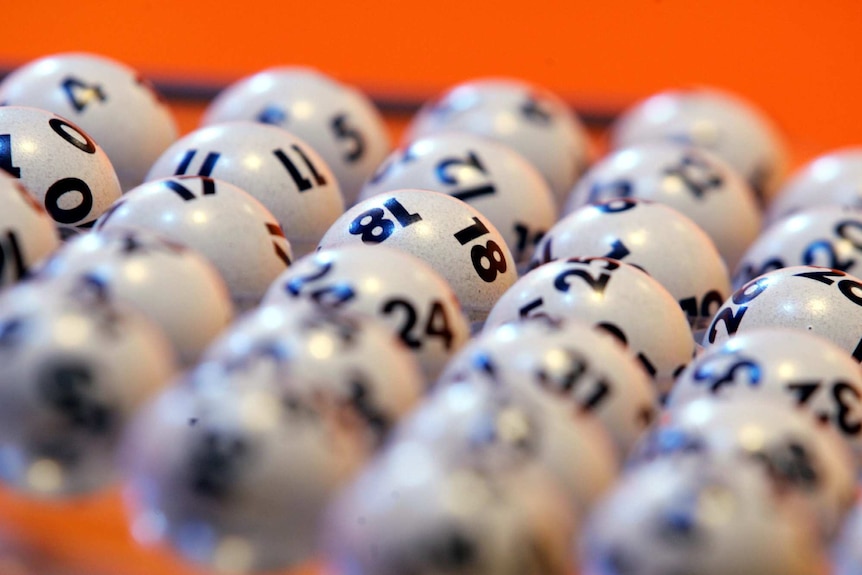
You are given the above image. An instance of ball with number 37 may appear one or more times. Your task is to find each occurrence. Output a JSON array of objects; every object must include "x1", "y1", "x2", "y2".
[{"x1": 318, "y1": 189, "x2": 516, "y2": 323}]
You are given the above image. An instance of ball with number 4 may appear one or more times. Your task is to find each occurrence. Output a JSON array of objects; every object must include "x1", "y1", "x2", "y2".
[
  {"x1": 264, "y1": 245, "x2": 469, "y2": 382},
  {"x1": 360, "y1": 133, "x2": 557, "y2": 264},
  {"x1": 485, "y1": 257, "x2": 696, "y2": 395},
  {"x1": 0, "y1": 53, "x2": 178, "y2": 191},
  {"x1": 404, "y1": 78, "x2": 591, "y2": 204},
  {"x1": 0, "y1": 106, "x2": 121, "y2": 232},
  {"x1": 563, "y1": 142, "x2": 761, "y2": 268},
  {"x1": 439, "y1": 317, "x2": 658, "y2": 458},
  {"x1": 319, "y1": 189, "x2": 516, "y2": 323},
  {"x1": 0, "y1": 171, "x2": 59, "y2": 289},
  {"x1": 96, "y1": 176, "x2": 292, "y2": 310},
  {"x1": 704, "y1": 266, "x2": 862, "y2": 357},
  {"x1": 201, "y1": 67, "x2": 390, "y2": 206},
  {"x1": 146, "y1": 121, "x2": 343, "y2": 257},
  {"x1": 668, "y1": 328, "x2": 862, "y2": 461}
]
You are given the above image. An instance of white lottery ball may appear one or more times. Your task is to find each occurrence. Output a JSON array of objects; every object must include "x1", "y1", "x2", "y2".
[
  {"x1": 0, "y1": 52, "x2": 178, "y2": 191},
  {"x1": 533, "y1": 198, "x2": 731, "y2": 328},
  {"x1": 35, "y1": 227, "x2": 234, "y2": 366},
  {"x1": 704, "y1": 266, "x2": 862, "y2": 357},
  {"x1": 201, "y1": 66, "x2": 390, "y2": 206},
  {"x1": 263, "y1": 245, "x2": 469, "y2": 382},
  {"x1": 324, "y1": 440, "x2": 575, "y2": 575},
  {"x1": 486, "y1": 257, "x2": 695, "y2": 394},
  {"x1": 146, "y1": 121, "x2": 343, "y2": 257},
  {"x1": 767, "y1": 148, "x2": 862, "y2": 225},
  {"x1": 0, "y1": 106, "x2": 121, "y2": 232},
  {"x1": 733, "y1": 206, "x2": 862, "y2": 289},
  {"x1": 0, "y1": 281, "x2": 177, "y2": 496},
  {"x1": 439, "y1": 317, "x2": 658, "y2": 458},
  {"x1": 404, "y1": 78, "x2": 590, "y2": 204},
  {"x1": 611, "y1": 88, "x2": 787, "y2": 206},
  {"x1": 122, "y1": 379, "x2": 367, "y2": 572},
  {"x1": 202, "y1": 301, "x2": 423, "y2": 447},
  {"x1": 319, "y1": 189, "x2": 516, "y2": 323},
  {"x1": 0, "y1": 171, "x2": 59, "y2": 289},
  {"x1": 95, "y1": 176, "x2": 292, "y2": 310},
  {"x1": 581, "y1": 456, "x2": 826, "y2": 575},
  {"x1": 361, "y1": 132, "x2": 557, "y2": 264},
  {"x1": 635, "y1": 396, "x2": 856, "y2": 538},
  {"x1": 564, "y1": 142, "x2": 761, "y2": 268}
]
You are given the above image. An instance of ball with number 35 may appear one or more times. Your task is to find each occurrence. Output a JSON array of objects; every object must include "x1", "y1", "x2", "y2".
[{"x1": 318, "y1": 189, "x2": 516, "y2": 324}]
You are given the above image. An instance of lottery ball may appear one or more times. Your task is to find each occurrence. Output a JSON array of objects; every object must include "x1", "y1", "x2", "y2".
[
  {"x1": 486, "y1": 257, "x2": 695, "y2": 394},
  {"x1": 733, "y1": 206, "x2": 862, "y2": 289},
  {"x1": 122, "y1": 377, "x2": 367, "y2": 572},
  {"x1": 318, "y1": 189, "x2": 516, "y2": 324},
  {"x1": 634, "y1": 396, "x2": 856, "y2": 538},
  {"x1": 95, "y1": 176, "x2": 292, "y2": 310},
  {"x1": 202, "y1": 301, "x2": 423, "y2": 448},
  {"x1": 0, "y1": 106, "x2": 121, "y2": 232},
  {"x1": 563, "y1": 142, "x2": 761, "y2": 269},
  {"x1": 834, "y1": 501, "x2": 862, "y2": 575},
  {"x1": 404, "y1": 78, "x2": 591, "y2": 204},
  {"x1": 394, "y1": 375, "x2": 618, "y2": 515},
  {"x1": 581, "y1": 456, "x2": 826, "y2": 575},
  {"x1": 439, "y1": 316, "x2": 658, "y2": 458},
  {"x1": 704, "y1": 266, "x2": 862, "y2": 357},
  {"x1": 0, "y1": 171, "x2": 59, "y2": 289},
  {"x1": 668, "y1": 328, "x2": 862, "y2": 461},
  {"x1": 0, "y1": 52, "x2": 177, "y2": 191},
  {"x1": 324, "y1": 440, "x2": 575, "y2": 575},
  {"x1": 146, "y1": 121, "x2": 343, "y2": 257},
  {"x1": 532, "y1": 198, "x2": 730, "y2": 328},
  {"x1": 0, "y1": 281, "x2": 177, "y2": 496},
  {"x1": 35, "y1": 227, "x2": 234, "y2": 366},
  {"x1": 263, "y1": 245, "x2": 469, "y2": 383},
  {"x1": 611, "y1": 88, "x2": 787, "y2": 206},
  {"x1": 360, "y1": 132, "x2": 557, "y2": 264},
  {"x1": 767, "y1": 148, "x2": 862, "y2": 225},
  {"x1": 201, "y1": 66, "x2": 389, "y2": 206}
]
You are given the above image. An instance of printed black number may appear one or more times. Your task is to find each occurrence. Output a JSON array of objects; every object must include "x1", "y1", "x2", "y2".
[
  {"x1": 453, "y1": 217, "x2": 507, "y2": 282},
  {"x1": 174, "y1": 149, "x2": 221, "y2": 177},
  {"x1": 732, "y1": 257, "x2": 783, "y2": 288},
  {"x1": 587, "y1": 179, "x2": 633, "y2": 204},
  {"x1": 273, "y1": 144, "x2": 328, "y2": 192},
  {"x1": 513, "y1": 223, "x2": 543, "y2": 262},
  {"x1": 794, "y1": 268, "x2": 862, "y2": 306},
  {"x1": 331, "y1": 114, "x2": 365, "y2": 163},
  {"x1": 349, "y1": 197, "x2": 423, "y2": 243},
  {"x1": 381, "y1": 298, "x2": 454, "y2": 350},
  {"x1": 0, "y1": 231, "x2": 26, "y2": 282},
  {"x1": 38, "y1": 362, "x2": 113, "y2": 435},
  {"x1": 266, "y1": 223, "x2": 292, "y2": 266},
  {"x1": 256, "y1": 105, "x2": 286, "y2": 125},
  {"x1": 536, "y1": 348, "x2": 611, "y2": 411},
  {"x1": 801, "y1": 240, "x2": 853, "y2": 271},
  {"x1": 786, "y1": 380, "x2": 862, "y2": 436},
  {"x1": 285, "y1": 260, "x2": 355, "y2": 307},
  {"x1": 663, "y1": 153, "x2": 723, "y2": 198},
  {"x1": 49, "y1": 118, "x2": 96, "y2": 154},
  {"x1": 62, "y1": 77, "x2": 106, "y2": 112},
  {"x1": 164, "y1": 178, "x2": 216, "y2": 201},
  {"x1": 520, "y1": 95, "x2": 552, "y2": 125},
  {"x1": 435, "y1": 151, "x2": 496, "y2": 201},
  {"x1": 553, "y1": 260, "x2": 619, "y2": 294},
  {"x1": 0, "y1": 134, "x2": 21, "y2": 178},
  {"x1": 188, "y1": 430, "x2": 251, "y2": 499},
  {"x1": 679, "y1": 290, "x2": 725, "y2": 320},
  {"x1": 692, "y1": 354, "x2": 761, "y2": 392},
  {"x1": 44, "y1": 178, "x2": 94, "y2": 225},
  {"x1": 707, "y1": 277, "x2": 770, "y2": 343}
]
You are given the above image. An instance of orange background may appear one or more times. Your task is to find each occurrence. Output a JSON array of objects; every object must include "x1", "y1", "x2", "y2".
[
  {"x1": 1, "y1": 1, "x2": 861, "y2": 573},
  {"x1": 3, "y1": 0, "x2": 862, "y2": 158}
]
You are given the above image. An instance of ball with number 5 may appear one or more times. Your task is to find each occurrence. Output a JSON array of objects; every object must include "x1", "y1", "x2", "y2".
[
  {"x1": 704, "y1": 266, "x2": 862, "y2": 357},
  {"x1": 201, "y1": 67, "x2": 390, "y2": 207},
  {"x1": 318, "y1": 189, "x2": 516, "y2": 323},
  {"x1": 0, "y1": 106, "x2": 122, "y2": 233},
  {"x1": 359, "y1": 133, "x2": 557, "y2": 265},
  {"x1": 668, "y1": 328, "x2": 862, "y2": 462},
  {"x1": 263, "y1": 245, "x2": 469, "y2": 382},
  {"x1": 485, "y1": 257, "x2": 695, "y2": 395},
  {"x1": 96, "y1": 176, "x2": 292, "y2": 310},
  {"x1": 146, "y1": 121, "x2": 343, "y2": 257}
]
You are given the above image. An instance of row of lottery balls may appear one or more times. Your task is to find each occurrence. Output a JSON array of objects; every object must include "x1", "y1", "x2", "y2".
[{"x1": 2, "y1": 239, "x2": 862, "y2": 575}]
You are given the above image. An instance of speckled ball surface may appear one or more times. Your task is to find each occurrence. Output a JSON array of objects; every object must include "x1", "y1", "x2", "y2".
[{"x1": 318, "y1": 189, "x2": 516, "y2": 323}]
